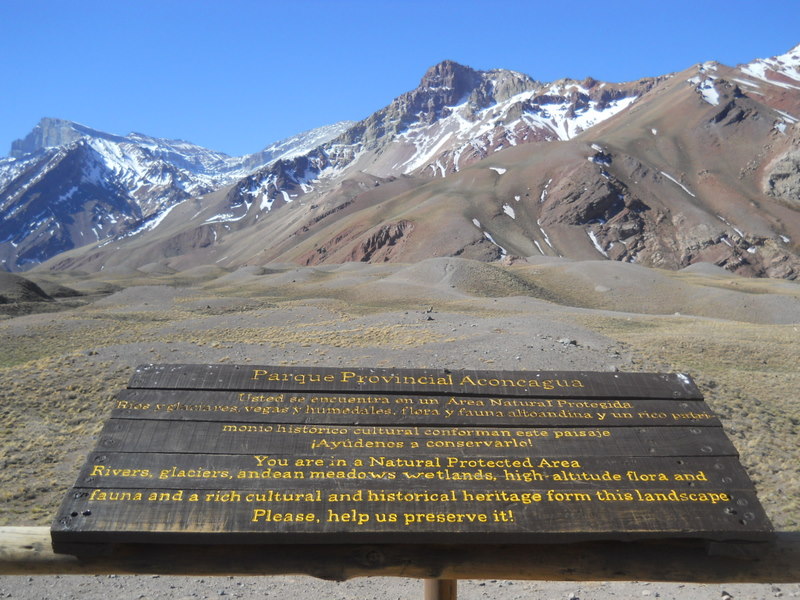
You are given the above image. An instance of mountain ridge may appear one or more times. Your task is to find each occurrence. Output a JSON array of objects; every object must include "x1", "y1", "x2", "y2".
[
  {"x1": 0, "y1": 118, "x2": 354, "y2": 270},
  {"x1": 3, "y1": 47, "x2": 800, "y2": 278}
]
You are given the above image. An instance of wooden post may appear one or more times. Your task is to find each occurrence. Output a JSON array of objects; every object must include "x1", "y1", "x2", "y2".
[{"x1": 424, "y1": 579, "x2": 457, "y2": 600}]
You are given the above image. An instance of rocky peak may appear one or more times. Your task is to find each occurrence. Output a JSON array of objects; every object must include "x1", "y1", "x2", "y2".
[
  {"x1": 485, "y1": 68, "x2": 538, "y2": 103},
  {"x1": 10, "y1": 117, "x2": 126, "y2": 159},
  {"x1": 10, "y1": 118, "x2": 79, "y2": 158},
  {"x1": 416, "y1": 61, "x2": 539, "y2": 110},
  {"x1": 419, "y1": 60, "x2": 480, "y2": 94},
  {"x1": 401, "y1": 60, "x2": 483, "y2": 123}
]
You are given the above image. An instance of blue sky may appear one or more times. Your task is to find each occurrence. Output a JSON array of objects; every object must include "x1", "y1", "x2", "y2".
[{"x1": 1, "y1": 0, "x2": 798, "y2": 157}]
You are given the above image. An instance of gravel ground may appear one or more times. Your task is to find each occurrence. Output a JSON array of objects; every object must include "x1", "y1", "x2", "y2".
[
  {"x1": 1, "y1": 573, "x2": 799, "y2": 600},
  {"x1": 2, "y1": 259, "x2": 798, "y2": 598}
]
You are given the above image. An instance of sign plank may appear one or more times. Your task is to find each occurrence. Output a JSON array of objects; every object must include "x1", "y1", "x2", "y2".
[
  {"x1": 128, "y1": 364, "x2": 703, "y2": 399},
  {"x1": 74, "y1": 453, "x2": 759, "y2": 491},
  {"x1": 112, "y1": 389, "x2": 721, "y2": 427},
  {"x1": 95, "y1": 419, "x2": 739, "y2": 458},
  {"x1": 53, "y1": 486, "x2": 771, "y2": 545}
]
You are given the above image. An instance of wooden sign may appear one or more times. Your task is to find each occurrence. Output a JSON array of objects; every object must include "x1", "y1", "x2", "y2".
[{"x1": 52, "y1": 365, "x2": 772, "y2": 553}]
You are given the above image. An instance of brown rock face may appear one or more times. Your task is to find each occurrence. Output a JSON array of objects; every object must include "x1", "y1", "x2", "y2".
[
  {"x1": 765, "y1": 148, "x2": 800, "y2": 208},
  {"x1": 300, "y1": 220, "x2": 414, "y2": 266},
  {"x1": 349, "y1": 220, "x2": 414, "y2": 262}
]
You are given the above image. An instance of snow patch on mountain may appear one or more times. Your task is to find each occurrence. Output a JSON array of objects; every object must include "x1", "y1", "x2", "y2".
[
  {"x1": 482, "y1": 230, "x2": 507, "y2": 257},
  {"x1": 204, "y1": 203, "x2": 250, "y2": 224},
  {"x1": 739, "y1": 44, "x2": 800, "y2": 90},
  {"x1": 392, "y1": 73, "x2": 643, "y2": 176},
  {"x1": 587, "y1": 229, "x2": 609, "y2": 257},
  {"x1": 688, "y1": 76, "x2": 720, "y2": 105},
  {"x1": 537, "y1": 220, "x2": 554, "y2": 249},
  {"x1": 661, "y1": 171, "x2": 696, "y2": 197}
]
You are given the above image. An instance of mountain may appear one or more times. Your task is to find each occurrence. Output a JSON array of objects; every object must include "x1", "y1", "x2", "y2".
[
  {"x1": 5, "y1": 45, "x2": 800, "y2": 279},
  {"x1": 0, "y1": 118, "x2": 353, "y2": 270}
]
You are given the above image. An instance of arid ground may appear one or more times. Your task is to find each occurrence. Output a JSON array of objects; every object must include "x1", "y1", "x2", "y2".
[{"x1": 1, "y1": 257, "x2": 798, "y2": 599}]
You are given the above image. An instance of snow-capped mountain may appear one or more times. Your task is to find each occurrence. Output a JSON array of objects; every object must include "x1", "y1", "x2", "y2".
[
  {"x1": 5, "y1": 45, "x2": 800, "y2": 279},
  {"x1": 218, "y1": 61, "x2": 657, "y2": 222},
  {"x1": 0, "y1": 118, "x2": 353, "y2": 270}
]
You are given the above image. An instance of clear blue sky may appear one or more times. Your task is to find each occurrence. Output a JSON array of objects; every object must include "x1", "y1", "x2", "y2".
[{"x1": 1, "y1": 0, "x2": 798, "y2": 157}]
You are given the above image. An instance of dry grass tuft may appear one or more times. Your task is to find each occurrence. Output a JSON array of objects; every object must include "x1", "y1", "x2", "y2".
[{"x1": 574, "y1": 314, "x2": 800, "y2": 529}]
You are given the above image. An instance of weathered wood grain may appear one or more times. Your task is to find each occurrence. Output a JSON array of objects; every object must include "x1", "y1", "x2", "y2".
[
  {"x1": 73, "y1": 453, "x2": 756, "y2": 491},
  {"x1": 95, "y1": 419, "x2": 740, "y2": 457},
  {"x1": 51, "y1": 486, "x2": 772, "y2": 547},
  {"x1": 128, "y1": 364, "x2": 703, "y2": 399},
  {"x1": 112, "y1": 389, "x2": 720, "y2": 427}
]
